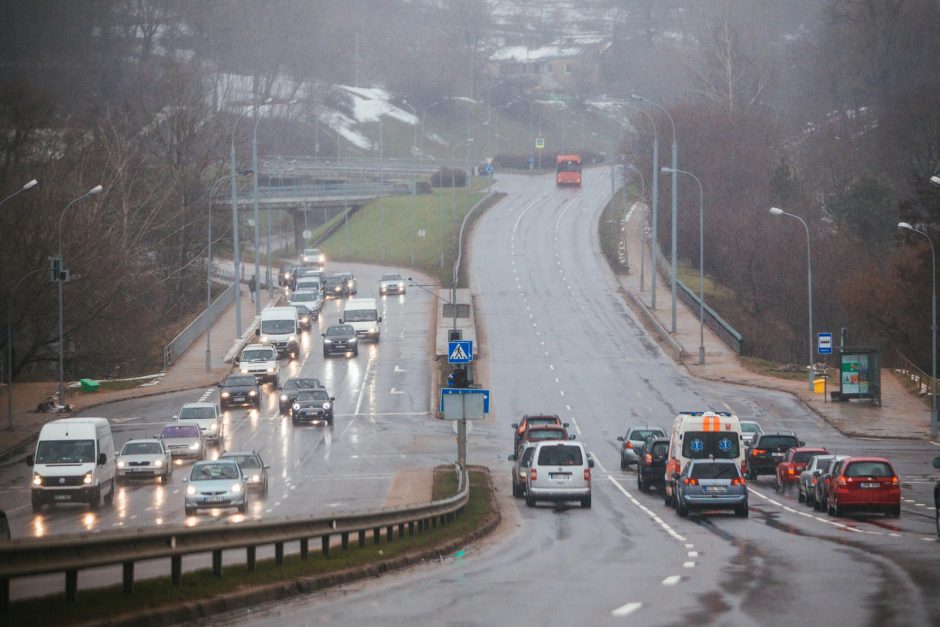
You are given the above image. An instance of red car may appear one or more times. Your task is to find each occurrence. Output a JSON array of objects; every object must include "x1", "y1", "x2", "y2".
[
  {"x1": 774, "y1": 447, "x2": 828, "y2": 493},
  {"x1": 517, "y1": 424, "x2": 572, "y2": 455},
  {"x1": 511, "y1": 414, "x2": 566, "y2": 451},
  {"x1": 827, "y1": 456, "x2": 900, "y2": 518}
]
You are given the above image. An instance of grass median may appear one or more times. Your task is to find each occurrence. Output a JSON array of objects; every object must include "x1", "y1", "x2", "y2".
[{"x1": 7, "y1": 468, "x2": 495, "y2": 627}]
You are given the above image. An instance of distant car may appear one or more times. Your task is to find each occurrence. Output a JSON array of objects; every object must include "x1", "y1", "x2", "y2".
[
  {"x1": 219, "y1": 450, "x2": 269, "y2": 496},
  {"x1": 617, "y1": 426, "x2": 667, "y2": 469},
  {"x1": 278, "y1": 263, "x2": 294, "y2": 287},
  {"x1": 379, "y1": 273, "x2": 406, "y2": 295},
  {"x1": 158, "y1": 423, "x2": 204, "y2": 460},
  {"x1": 322, "y1": 324, "x2": 358, "y2": 357},
  {"x1": 511, "y1": 414, "x2": 567, "y2": 453},
  {"x1": 339, "y1": 272, "x2": 358, "y2": 295},
  {"x1": 322, "y1": 274, "x2": 350, "y2": 298},
  {"x1": 774, "y1": 447, "x2": 829, "y2": 493},
  {"x1": 184, "y1": 460, "x2": 247, "y2": 516},
  {"x1": 507, "y1": 442, "x2": 537, "y2": 498},
  {"x1": 291, "y1": 388, "x2": 335, "y2": 425},
  {"x1": 674, "y1": 459, "x2": 749, "y2": 518},
  {"x1": 302, "y1": 247, "x2": 325, "y2": 267},
  {"x1": 289, "y1": 290, "x2": 321, "y2": 325},
  {"x1": 218, "y1": 374, "x2": 261, "y2": 409},
  {"x1": 278, "y1": 377, "x2": 324, "y2": 414},
  {"x1": 745, "y1": 432, "x2": 803, "y2": 479},
  {"x1": 237, "y1": 344, "x2": 279, "y2": 385},
  {"x1": 175, "y1": 402, "x2": 224, "y2": 445},
  {"x1": 636, "y1": 437, "x2": 670, "y2": 494},
  {"x1": 799, "y1": 454, "x2": 836, "y2": 507},
  {"x1": 827, "y1": 456, "x2": 900, "y2": 518},
  {"x1": 813, "y1": 456, "x2": 848, "y2": 512},
  {"x1": 517, "y1": 424, "x2": 572, "y2": 456},
  {"x1": 116, "y1": 439, "x2": 172, "y2": 484},
  {"x1": 525, "y1": 441, "x2": 593, "y2": 508},
  {"x1": 740, "y1": 420, "x2": 763, "y2": 447}
]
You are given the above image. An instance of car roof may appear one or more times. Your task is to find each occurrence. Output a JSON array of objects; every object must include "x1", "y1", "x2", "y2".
[
  {"x1": 220, "y1": 451, "x2": 260, "y2": 458},
  {"x1": 791, "y1": 447, "x2": 828, "y2": 453},
  {"x1": 841, "y1": 456, "x2": 893, "y2": 463},
  {"x1": 123, "y1": 438, "x2": 162, "y2": 445},
  {"x1": 193, "y1": 459, "x2": 239, "y2": 467},
  {"x1": 526, "y1": 424, "x2": 566, "y2": 432},
  {"x1": 689, "y1": 458, "x2": 738, "y2": 465},
  {"x1": 244, "y1": 344, "x2": 275, "y2": 351},
  {"x1": 181, "y1": 402, "x2": 215, "y2": 409}
]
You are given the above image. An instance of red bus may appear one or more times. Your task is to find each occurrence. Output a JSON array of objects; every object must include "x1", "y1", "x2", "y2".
[{"x1": 556, "y1": 154, "x2": 582, "y2": 187}]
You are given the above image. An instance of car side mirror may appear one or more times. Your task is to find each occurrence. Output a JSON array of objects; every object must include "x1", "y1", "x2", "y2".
[
  {"x1": 588, "y1": 459, "x2": 595, "y2": 468},
  {"x1": 338, "y1": 318, "x2": 343, "y2": 324},
  {"x1": 616, "y1": 436, "x2": 624, "y2": 442},
  {"x1": 563, "y1": 422, "x2": 570, "y2": 428},
  {"x1": 330, "y1": 397, "x2": 335, "y2": 401},
  {"x1": 507, "y1": 454, "x2": 517, "y2": 462},
  {"x1": 510, "y1": 423, "x2": 518, "y2": 429},
  {"x1": 254, "y1": 328, "x2": 260, "y2": 336},
  {"x1": 233, "y1": 358, "x2": 240, "y2": 364},
  {"x1": 933, "y1": 456, "x2": 940, "y2": 469},
  {"x1": 263, "y1": 465, "x2": 270, "y2": 469},
  {"x1": 25, "y1": 455, "x2": 34, "y2": 467},
  {"x1": 98, "y1": 453, "x2": 107, "y2": 466},
  {"x1": 378, "y1": 316, "x2": 383, "y2": 322},
  {"x1": 216, "y1": 382, "x2": 223, "y2": 387},
  {"x1": 182, "y1": 477, "x2": 188, "y2": 484},
  {"x1": 799, "y1": 440, "x2": 805, "y2": 447},
  {"x1": 173, "y1": 415, "x2": 178, "y2": 420},
  {"x1": 569, "y1": 435, "x2": 576, "y2": 440},
  {"x1": 321, "y1": 333, "x2": 326, "y2": 337}
]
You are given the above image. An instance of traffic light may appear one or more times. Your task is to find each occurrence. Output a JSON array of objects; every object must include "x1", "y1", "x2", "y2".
[
  {"x1": 448, "y1": 329, "x2": 462, "y2": 342},
  {"x1": 450, "y1": 367, "x2": 469, "y2": 388}
]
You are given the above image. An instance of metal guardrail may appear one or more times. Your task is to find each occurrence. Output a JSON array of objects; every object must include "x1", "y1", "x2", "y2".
[
  {"x1": 895, "y1": 349, "x2": 934, "y2": 397},
  {"x1": 256, "y1": 182, "x2": 408, "y2": 199},
  {"x1": 0, "y1": 467, "x2": 468, "y2": 609},
  {"x1": 162, "y1": 280, "x2": 235, "y2": 370}
]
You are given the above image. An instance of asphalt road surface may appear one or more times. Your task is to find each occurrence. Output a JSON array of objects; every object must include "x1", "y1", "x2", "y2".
[{"x1": 221, "y1": 170, "x2": 940, "y2": 625}]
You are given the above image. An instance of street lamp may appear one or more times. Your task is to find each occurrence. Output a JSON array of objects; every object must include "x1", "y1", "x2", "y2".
[
  {"x1": 7, "y1": 267, "x2": 46, "y2": 429},
  {"x1": 898, "y1": 220, "x2": 937, "y2": 438},
  {"x1": 632, "y1": 94, "x2": 677, "y2": 330},
  {"x1": 664, "y1": 167, "x2": 706, "y2": 364},
  {"x1": 625, "y1": 103, "x2": 660, "y2": 309},
  {"x1": 0, "y1": 179, "x2": 38, "y2": 208},
  {"x1": 770, "y1": 207, "x2": 814, "y2": 391},
  {"x1": 930, "y1": 175, "x2": 940, "y2": 186},
  {"x1": 56, "y1": 184, "x2": 104, "y2": 406}
]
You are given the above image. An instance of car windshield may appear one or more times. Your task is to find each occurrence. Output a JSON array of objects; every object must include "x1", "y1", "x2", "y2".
[
  {"x1": 630, "y1": 428, "x2": 665, "y2": 441},
  {"x1": 222, "y1": 454, "x2": 261, "y2": 469},
  {"x1": 241, "y1": 349, "x2": 274, "y2": 362},
  {"x1": 682, "y1": 431, "x2": 740, "y2": 460},
  {"x1": 161, "y1": 425, "x2": 199, "y2": 438},
  {"x1": 297, "y1": 390, "x2": 330, "y2": 402},
  {"x1": 179, "y1": 406, "x2": 216, "y2": 420},
  {"x1": 793, "y1": 451, "x2": 823, "y2": 464},
  {"x1": 284, "y1": 379, "x2": 320, "y2": 391},
  {"x1": 527, "y1": 429, "x2": 564, "y2": 441},
  {"x1": 225, "y1": 376, "x2": 256, "y2": 387},
  {"x1": 291, "y1": 292, "x2": 318, "y2": 302},
  {"x1": 537, "y1": 445, "x2": 583, "y2": 466},
  {"x1": 296, "y1": 281, "x2": 320, "y2": 290},
  {"x1": 526, "y1": 417, "x2": 559, "y2": 428},
  {"x1": 690, "y1": 462, "x2": 740, "y2": 479},
  {"x1": 326, "y1": 325, "x2": 354, "y2": 337},
  {"x1": 741, "y1": 422, "x2": 761, "y2": 433},
  {"x1": 304, "y1": 249, "x2": 319, "y2": 257},
  {"x1": 261, "y1": 319, "x2": 295, "y2": 334},
  {"x1": 845, "y1": 461, "x2": 893, "y2": 477},
  {"x1": 344, "y1": 309, "x2": 376, "y2": 322},
  {"x1": 36, "y1": 440, "x2": 96, "y2": 464},
  {"x1": 382, "y1": 274, "x2": 402, "y2": 281},
  {"x1": 191, "y1": 463, "x2": 239, "y2": 481},
  {"x1": 295, "y1": 305, "x2": 309, "y2": 316},
  {"x1": 325, "y1": 276, "x2": 344, "y2": 286},
  {"x1": 122, "y1": 442, "x2": 162, "y2": 455},
  {"x1": 758, "y1": 435, "x2": 799, "y2": 448},
  {"x1": 650, "y1": 443, "x2": 669, "y2": 459}
]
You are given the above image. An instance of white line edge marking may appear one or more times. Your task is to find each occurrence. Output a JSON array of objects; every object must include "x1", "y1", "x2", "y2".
[{"x1": 611, "y1": 602, "x2": 643, "y2": 618}]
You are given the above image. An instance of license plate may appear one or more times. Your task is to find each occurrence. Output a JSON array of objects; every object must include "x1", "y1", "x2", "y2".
[
  {"x1": 233, "y1": 396, "x2": 245, "y2": 401},
  {"x1": 550, "y1": 473, "x2": 571, "y2": 481},
  {"x1": 206, "y1": 496, "x2": 225, "y2": 503},
  {"x1": 54, "y1": 494, "x2": 72, "y2": 501},
  {"x1": 860, "y1": 482, "x2": 880, "y2": 488},
  {"x1": 705, "y1": 486, "x2": 727, "y2": 492},
  {"x1": 129, "y1": 467, "x2": 149, "y2": 472},
  {"x1": 772, "y1": 453, "x2": 783, "y2": 458}
]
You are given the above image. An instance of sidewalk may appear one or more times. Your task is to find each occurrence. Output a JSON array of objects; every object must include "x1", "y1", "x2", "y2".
[
  {"x1": 0, "y1": 287, "x2": 276, "y2": 460},
  {"x1": 619, "y1": 202, "x2": 934, "y2": 442}
]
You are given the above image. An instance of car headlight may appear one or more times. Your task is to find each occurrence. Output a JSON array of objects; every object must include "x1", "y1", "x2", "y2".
[
  {"x1": 32, "y1": 474, "x2": 43, "y2": 487},
  {"x1": 240, "y1": 368, "x2": 249, "y2": 374},
  {"x1": 189, "y1": 442, "x2": 200, "y2": 450},
  {"x1": 251, "y1": 474, "x2": 260, "y2": 483},
  {"x1": 293, "y1": 403, "x2": 301, "y2": 411},
  {"x1": 208, "y1": 423, "x2": 218, "y2": 432},
  {"x1": 260, "y1": 335, "x2": 269, "y2": 343},
  {"x1": 324, "y1": 339, "x2": 333, "y2": 344},
  {"x1": 267, "y1": 367, "x2": 275, "y2": 373},
  {"x1": 186, "y1": 485, "x2": 196, "y2": 496},
  {"x1": 83, "y1": 472, "x2": 93, "y2": 485},
  {"x1": 117, "y1": 460, "x2": 126, "y2": 469},
  {"x1": 280, "y1": 394, "x2": 288, "y2": 402},
  {"x1": 301, "y1": 316, "x2": 309, "y2": 323},
  {"x1": 349, "y1": 337, "x2": 357, "y2": 343},
  {"x1": 154, "y1": 460, "x2": 163, "y2": 468},
  {"x1": 323, "y1": 402, "x2": 331, "y2": 410},
  {"x1": 221, "y1": 391, "x2": 230, "y2": 398},
  {"x1": 249, "y1": 390, "x2": 257, "y2": 396},
  {"x1": 369, "y1": 327, "x2": 378, "y2": 334},
  {"x1": 231, "y1": 483, "x2": 242, "y2": 494}
]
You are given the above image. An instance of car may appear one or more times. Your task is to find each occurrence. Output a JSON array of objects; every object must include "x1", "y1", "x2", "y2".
[
  {"x1": 158, "y1": 423, "x2": 204, "y2": 460},
  {"x1": 183, "y1": 460, "x2": 247, "y2": 515},
  {"x1": 774, "y1": 447, "x2": 829, "y2": 493},
  {"x1": 219, "y1": 450, "x2": 269, "y2": 496},
  {"x1": 322, "y1": 273, "x2": 350, "y2": 298},
  {"x1": 278, "y1": 263, "x2": 294, "y2": 287},
  {"x1": 294, "y1": 268, "x2": 325, "y2": 291},
  {"x1": 617, "y1": 426, "x2": 667, "y2": 469},
  {"x1": 827, "y1": 456, "x2": 901, "y2": 518},
  {"x1": 674, "y1": 458, "x2": 749, "y2": 518},
  {"x1": 813, "y1": 456, "x2": 848, "y2": 512},
  {"x1": 116, "y1": 439, "x2": 172, "y2": 484},
  {"x1": 339, "y1": 271, "x2": 357, "y2": 295},
  {"x1": 379, "y1": 272, "x2": 406, "y2": 295},
  {"x1": 291, "y1": 388, "x2": 335, "y2": 425},
  {"x1": 288, "y1": 290, "x2": 321, "y2": 325},
  {"x1": 524, "y1": 441, "x2": 593, "y2": 508},
  {"x1": 745, "y1": 432, "x2": 804, "y2": 479},
  {"x1": 511, "y1": 414, "x2": 567, "y2": 452},
  {"x1": 175, "y1": 402, "x2": 224, "y2": 445},
  {"x1": 302, "y1": 247, "x2": 325, "y2": 267},
  {"x1": 237, "y1": 344, "x2": 279, "y2": 385},
  {"x1": 218, "y1": 374, "x2": 261, "y2": 409},
  {"x1": 799, "y1": 454, "x2": 836, "y2": 507},
  {"x1": 507, "y1": 442, "x2": 537, "y2": 498},
  {"x1": 294, "y1": 304, "x2": 312, "y2": 330},
  {"x1": 740, "y1": 420, "x2": 763, "y2": 447},
  {"x1": 636, "y1": 437, "x2": 670, "y2": 493},
  {"x1": 322, "y1": 324, "x2": 358, "y2": 357},
  {"x1": 278, "y1": 377, "x2": 323, "y2": 415},
  {"x1": 933, "y1": 456, "x2": 940, "y2": 537},
  {"x1": 517, "y1": 424, "x2": 573, "y2": 456}
]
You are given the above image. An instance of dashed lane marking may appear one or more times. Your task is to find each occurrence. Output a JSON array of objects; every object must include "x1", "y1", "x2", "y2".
[
  {"x1": 682, "y1": 561, "x2": 696, "y2": 569},
  {"x1": 610, "y1": 602, "x2": 643, "y2": 618},
  {"x1": 662, "y1": 576, "x2": 681, "y2": 586}
]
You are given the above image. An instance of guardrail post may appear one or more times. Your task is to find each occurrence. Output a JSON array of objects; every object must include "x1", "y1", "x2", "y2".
[
  {"x1": 65, "y1": 569, "x2": 77, "y2": 602},
  {"x1": 341, "y1": 532, "x2": 349, "y2": 550},
  {"x1": 247, "y1": 546, "x2": 256, "y2": 571},
  {"x1": 212, "y1": 550, "x2": 222, "y2": 577},
  {"x1": 300, "y1": 538, "x2": 309, "y2": 560},
  {"x1": 321, "y1": 535, "x2": 330, "y2": 558},
  {"x1": 358, "y1": 530, "x2": 366, "y2": 547},
  {"x1": 275, "y1": 542, "x2": 284, "y2": 566},
  {"x1": 122, "y1": 561, "x2": 134, "y2": 594},
  {"x1": 171, "y1": 556, "x2": 182, "y2": 585}
]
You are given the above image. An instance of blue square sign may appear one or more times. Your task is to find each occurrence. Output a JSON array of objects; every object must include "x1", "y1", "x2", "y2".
[
  {"x1": 448, "y1": 340, "x2": 473, "y2": 364},
  {"x1": 817, "y1": 332, "x2": 833, "y2": 355}
]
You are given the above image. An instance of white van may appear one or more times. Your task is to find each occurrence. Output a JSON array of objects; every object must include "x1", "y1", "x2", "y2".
[
  {"x1": 257, "y1": 306, "x2": 300, "y2": 358},
  {"x1": 294, "y1": 277, "x2": 321, "y2": 295},
  {"x1": 663, "y1": 411, "x2": 743, "y2": 506},
  {"x1": 26, "y1": 417, "x2": 116, "y2": 512},
  {"x1": 340, "y1": 298, "x2": 382, "y2": 342},
  {"x1": 524, "y1": 441, "x2": 594, "y2": 508}
]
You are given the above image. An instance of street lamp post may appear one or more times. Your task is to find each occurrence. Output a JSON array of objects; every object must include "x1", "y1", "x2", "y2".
[
  {"x1": 899, "y1": 219, "x2": 938, "y2": 439},
  {"x1": 0, "y1": 179, "x2": 38, "y2": 209},
  {"x1": 56, "y1": 185, "x2": 104, "y2": 405},
  {"x1": 632, "y1": 94, "x2": 677, "y2": 329},
  {"x1": 7, "y1": 267, "x2": 46, "y2": 429},
  {"x1": 770, "y1": 207, "x2": 814, "y2": 391},
  {"x1": 626, "y1": 104, "x2": 659, "y2": 309},
  {"x1": 664, "y1": 167, "x2": 706, "y2": 364}
]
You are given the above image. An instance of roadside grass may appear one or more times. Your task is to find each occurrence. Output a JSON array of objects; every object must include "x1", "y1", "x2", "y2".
[
  {"x1": 738, "y1": 356, "x2": 829, "y2": 382},
  {"x1": 598, "y1": 184, "x2": 630, "y2": 274},
  {"x1": 7, "y1": 468, "x2": 493, "y2": 627}
]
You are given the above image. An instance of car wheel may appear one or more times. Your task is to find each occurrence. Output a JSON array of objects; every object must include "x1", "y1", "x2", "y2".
[
  {"x1": 512, "y1": 481, "x2": 521, "y2": 498},
  {"x1": 291, "y1": 416, "x2": 298, "y2": 426},
  {"x1": 89, "y1": 487, "x2": 101, "y2": 510},
  {"x1": 581, "y1": 495, "x2": 592, "y2": 508},
  {"x1": 889, "y1": 505, "x2": 901, "y2": 518},
  {"x1": 746, "y1": 467, "x2": 756, "y2": 480},
  {"x1": 620, "y1": 459, "x2": 626, "y2": 471},
  {"x1": 323, "y1": 350, "x2": 329, "y2": 358},
  {"x1": 237, "y1": 502, "x2": 247, "y2": 514},
  {"x1": 664, "y1": 487, "x2": 672, "y2": 507},
  {"x1": 936, "y1": 507, "x2": 940, "y2": 537},
  {"x1": 353, "y1": 349, "x2": 359, "y2": 356},
  {"x1": 31, "y1": 498, "x2": 43, "y2": 514},
  {"x1": 676, "y1": 498, "x2": 688, "y2": 518},
  {"x1": 828, "y1": 498, "x2": 837, "y2": 517},
  {"x1": 736, "y1": 504, "x2": 749, "y2": 518},
  {"x1": 104, "y1": 482, "x2": 114, "y2": 506},
  {"x1": 160, "y1": 472, "x2": 169, "y2": 485},
  {"x1": 805, "y1": 492, "x2": 814, "y2": 508},
  {"x1": 262, "y1": 481, "x2": 268, "y2": 497},
  {"x1": 525, "y1": 493, "x2": 535, "y2": 507}
]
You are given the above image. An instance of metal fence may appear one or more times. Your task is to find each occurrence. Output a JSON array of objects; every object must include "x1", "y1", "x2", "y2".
[
  {"x1": 894, "y1": 349, "x2": 934, "y2": 397},
  {"x1": 0, "y1": 467, "x2": 468, "y2": 609},
  {"x1": 162, "y1": 282, "x2": 236, "y2": 370}
]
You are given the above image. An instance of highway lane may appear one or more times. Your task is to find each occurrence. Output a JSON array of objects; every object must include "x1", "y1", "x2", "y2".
[{"x1": 231, "y1": 170, "x2": 940, "y2": 625}]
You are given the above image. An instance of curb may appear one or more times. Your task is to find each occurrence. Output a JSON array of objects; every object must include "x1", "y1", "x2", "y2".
[{"x1": 78, "y1": 468, "x2": 501, "y2": 627}]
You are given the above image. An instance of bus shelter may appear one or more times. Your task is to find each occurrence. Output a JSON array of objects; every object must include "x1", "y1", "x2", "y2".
[{"x1": 837, "y1": 347, "x2": 881, "y2": 405}]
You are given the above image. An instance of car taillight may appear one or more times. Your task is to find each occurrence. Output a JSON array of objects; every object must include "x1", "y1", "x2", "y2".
[
  {"x1": 837, "y1": 476, "x2": 847, "y2": 487},
  {"x1": 890, "y1": 475, "x2": 899, "y2": 485},
  {"x1": 751, "y1": 449, "x2": 765, "y2": 456},
  {"x1": 530, "y1": 468, "x2": 537, "y2": 481},
  {"x1": 645, "y1": 453, "x2": 652, "y2": 464},
  {"x1": 741, "y1": 461, "x2": 747, "y2": 475},
  {"x1": 624, "y1": 441, "x2": 632, "y2": 449},
  {"x1": 788, "y1": 467, "x2": 795, "y2": 475},
  {"x1": 683, "y1": 477, "x2": 698, "y2": 486},
  {"x1": 584, "y1": 468, "x2": 591, "y2": 481},
  {"x1": 731, "y1": 477, "x2": 745, "y2": 486},
  {"x1": 811, "y1": 477, "x2": 817, "y2": 485}
]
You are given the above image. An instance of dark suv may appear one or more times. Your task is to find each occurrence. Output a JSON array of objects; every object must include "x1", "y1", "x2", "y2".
[
  {"x1": 323, "y1": 274, "x2": 350, "y2": 298},
  {"x1": 746, "y1": 432, "x2": 803, "y2": 479},
  {"x1": 636, "y1": 436, "x2": 670, "y2": 493},
  {"x1": 322, "y1": 324, "x2": 358, "y2": 357}
]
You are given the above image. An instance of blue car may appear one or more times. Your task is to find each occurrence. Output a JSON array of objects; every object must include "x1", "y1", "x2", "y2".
[{"x1": 674, "y1": 459, "x2": 748, "y2": 518}]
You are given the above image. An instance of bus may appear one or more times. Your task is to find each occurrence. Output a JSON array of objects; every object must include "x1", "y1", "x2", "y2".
[{"x1": 555, "y1": 154, "x2": 582, "y2": 187}]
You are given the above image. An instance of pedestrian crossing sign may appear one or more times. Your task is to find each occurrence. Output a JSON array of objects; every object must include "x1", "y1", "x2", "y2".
[{"x1": 448, "y1": 340, "x2": 473, "y2": 364}]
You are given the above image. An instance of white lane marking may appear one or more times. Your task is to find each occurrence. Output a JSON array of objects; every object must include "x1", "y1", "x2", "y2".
[
  {"x1": 569, "y1": 417, "x2": 582, "y2": 436},
  {"x1": 610, "y1": 602, "x2": 643, "y2": 618},
  {"x1": 662, "y1": 576, "x2": 681, "y2": 586},
  {"x1": 684, "y1": 543, "x2": 695, "y2": 549},
  {"x1": 394, "y1": 365, "x2": 408, "y2": 373},
  {"x1": 390, "y1": 388, "x2": 404, "y2": 395},
  {"x1": 687, "y1": 551, "x2": 698, "y2": 558},
  {"x1": 554, "y1": 377, "x2": 560, "y2": 383},
  {"x1": 607, "y1": 474, "x2": 686, "y2": 543},
  {"x1": 748, "y1": 486, "x2": 882, "y2": 535},
  {"x1": 559, "y1": 390, "x2": 565, "y2": 397},
  {"x1": 565, "y1": 405, "x2": 571, "y2": 411},
  {"x1": 593, "y1": 456, "x2": 608, "y2": 474},
  {"x1": 683, "y1": 561, "x2": 696, "y2": 569},
  {"x1": 549, "y1": 364, "x2": 554, "y2": 371}
]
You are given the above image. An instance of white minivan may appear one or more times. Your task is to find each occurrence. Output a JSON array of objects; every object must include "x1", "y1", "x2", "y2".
[
  {"x1": 26, "y1": 417, "x2": 116, "y2": 512},
  {"x1": 257, "y1": 305, "x2": 300, "y2": 358},
  {"x1": 524, "y1": 441, "x2": 593, "y2": 508},
  {"x1": 340, "y1": 298, "x2": 382, "y2": 342}
]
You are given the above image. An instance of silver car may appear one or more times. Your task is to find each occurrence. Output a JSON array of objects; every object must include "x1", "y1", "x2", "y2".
[
  {"x1": 158, "y1": 423, "x2": 204, "y2": 460},
  {"x1": 740, "y1": 420, "x2": 763, "y2": 447},
  {"x1": 617, "y1": 426, "x2": 666, "y2": 469},
  {"x1": 799, "y1": 454, "x2": 836, "y2": 508},
  {"x1": 525, "y1": 441, "x2": 593, "y2": 508},
  {"x1": 116, "y1": 439, "x2": 172, "y2": 484},
  {"x1": 379, "y1": 273, "x2": 406, "y2": 295},
  {"x1": 674, "y1": 459, "x2": 748, "y2": 518},
  {"x1": 507, "y1": 442, "x2": 537, "y2": 498},
  {"x1": 184, "y1": 460, "x2": 247, "y2": 515},
  {"x1": 176, "y1": 402, "x2": 223, "y2": 445}
]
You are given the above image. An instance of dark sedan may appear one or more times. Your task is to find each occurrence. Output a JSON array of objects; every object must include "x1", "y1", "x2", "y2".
[
  {"x1": 323, "y1": 274, "x2": 350, "y2": 298},
  {"x1": 279, "y1": 377, "x2": 323, "y2": 415},
  {"x1": 322, "y1": 324, "x2": 358, "y2": 357},
  {"x1": 291, "y1": 388, "x2": 335, "y2": 425},
  {"x1": 218, "y1": 374, "x2": 261, "y2": 409}
]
